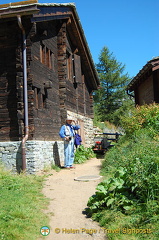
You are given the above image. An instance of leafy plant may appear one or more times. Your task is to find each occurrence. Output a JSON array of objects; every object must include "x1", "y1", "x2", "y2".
[
  {"x1": 87, "y1": 104, "x2": 159, "y2": 239},
  {"x1": 120, "y1": 103, "x2": 159, "y2": 135},
  {"x1": 74, "y1": 145, "x2": 95, "y2": 164},
  {"x1": 87, "y1": 167, "x2": 135, "y2": 216}
]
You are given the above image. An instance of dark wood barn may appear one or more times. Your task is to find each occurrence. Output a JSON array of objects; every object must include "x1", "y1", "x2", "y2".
[
  {"x1": 0, "y1": 0, "x2": 99, "y2": 173},
  {"x1": 127, "y1": 57, "x2": 159, "y2": 105}
]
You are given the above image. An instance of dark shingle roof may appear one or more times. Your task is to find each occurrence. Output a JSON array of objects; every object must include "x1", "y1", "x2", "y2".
[
  {"x1": 127, "y1": 57, "x2": 159, "y2": 92},
  {"x1": 0, "y1": 1, "x2": 99, "y2": 89}
]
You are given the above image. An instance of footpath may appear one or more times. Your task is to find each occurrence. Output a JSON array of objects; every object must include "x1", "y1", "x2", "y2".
[{"x1": 38, "y1": 157, "x2": 107, "y2": 240}]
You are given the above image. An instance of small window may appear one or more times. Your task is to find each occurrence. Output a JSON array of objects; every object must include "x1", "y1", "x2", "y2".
[
  {"x1": 42, "y1": 88, "x2": 48, "y2": 108},
  {"x1": 40, "y1": 43, "x2": 55, "y2": 70},
  {"x1": 51, "y1": 52, "x2": 55, "y2": 71},
  {"x1": 37, "y1": 88, "x2": 42, "y2": 108},
  {"x1": 46, "y1": 47, "x2": 49, "y2": 67},
  {"x1": 40, "y1": 44, "x2": 45, "y2": 65},
  {"x1": 66, "y1": 51, "x2": 72, "y2": 80},
  {"x1": 33, "y1": 87, "x2": 48, "y2": 109}
]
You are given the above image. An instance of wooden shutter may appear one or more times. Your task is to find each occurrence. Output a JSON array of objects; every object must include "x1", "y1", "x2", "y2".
[{"x1": 73, "y1": 54, "x2": 82, "y2": 83}]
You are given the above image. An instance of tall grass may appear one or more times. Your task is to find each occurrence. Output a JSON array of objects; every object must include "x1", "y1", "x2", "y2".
[
  {"x1": 87, "y1": 104, "x2": 159, "y2": 240},
  {"x1": 0, "y1": 167, "x2": 49, "y2": 240}
]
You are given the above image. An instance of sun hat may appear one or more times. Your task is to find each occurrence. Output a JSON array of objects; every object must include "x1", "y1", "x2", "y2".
[{"x1": 66, "y1": 117, "x2": 76, "y2": 121}]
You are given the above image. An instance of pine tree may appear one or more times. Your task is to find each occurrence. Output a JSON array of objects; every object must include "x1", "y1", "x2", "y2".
[{"x1": 94, "y1": 46, "x2": 132, "y2": 123}]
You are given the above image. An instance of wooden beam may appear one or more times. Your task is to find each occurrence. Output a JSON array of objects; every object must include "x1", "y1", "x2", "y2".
[{"x1": 0, "y1": 0, "x2": 38, "y2": 9}]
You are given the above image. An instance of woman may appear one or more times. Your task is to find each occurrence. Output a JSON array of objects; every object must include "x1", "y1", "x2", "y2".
[{"x1": 59, "y1": 118, "x2": 80, "y2": 168}]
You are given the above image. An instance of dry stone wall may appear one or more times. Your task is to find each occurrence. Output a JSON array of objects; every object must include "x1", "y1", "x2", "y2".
[
  {"x1": 67, "y1": 110, "x2": 94, "y2": 147},
  {"x1": 0, "y1": 140, "x2": 64, "y2": 174},
  {"x1": 0, "y1": 111, "x2": 94, "y2": 174}
]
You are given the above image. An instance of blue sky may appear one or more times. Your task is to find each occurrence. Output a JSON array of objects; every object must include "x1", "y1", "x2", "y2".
[{"x1": 1, "y1": 0, "x2": 158, "y2": 78}]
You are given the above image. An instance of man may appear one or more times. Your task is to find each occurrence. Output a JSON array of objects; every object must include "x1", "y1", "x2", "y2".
[{"x1": 59, "y1": 118, "x2": 80, "y2": 168}]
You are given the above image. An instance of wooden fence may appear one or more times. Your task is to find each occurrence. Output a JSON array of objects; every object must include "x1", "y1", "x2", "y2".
[{"x1": 94, "y1": 132, "x2": 122, "y2": 142}]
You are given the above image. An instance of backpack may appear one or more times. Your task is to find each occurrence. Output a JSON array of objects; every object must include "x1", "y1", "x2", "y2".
[{"x1": 74, "y1": 133, "x2": 82, "y2": 146}]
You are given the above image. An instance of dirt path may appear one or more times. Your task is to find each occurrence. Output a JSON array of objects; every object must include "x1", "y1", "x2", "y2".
[{"x1": 38, "y1": 158, "x2": 107, "y2": 240}]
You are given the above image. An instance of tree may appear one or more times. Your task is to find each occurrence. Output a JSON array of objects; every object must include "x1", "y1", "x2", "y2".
[{"x1": 94, "y1": 46, "x2": 133, "y2": 124}]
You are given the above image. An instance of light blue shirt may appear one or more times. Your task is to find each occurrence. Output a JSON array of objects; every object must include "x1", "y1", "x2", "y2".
[{"x1": 59, "y1": 124, "x2": 80, "y2": 138}]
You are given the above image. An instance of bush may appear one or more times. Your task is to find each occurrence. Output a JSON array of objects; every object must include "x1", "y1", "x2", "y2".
[
  {"x1": 74, "y1": 145, "x2": 95, "y2": 164},
  {"x1": 87, "y1": 167, "x2": 135, "y2": 215},
  {"x1": 121, "y1": 103, "x2": 159, "y2": 135},
  {"x1": 87, "y1": 104, "x2": 159, "y2": 239},
  {"x1": 101, "y1": 130, "x2": 159, "y2": 202}
]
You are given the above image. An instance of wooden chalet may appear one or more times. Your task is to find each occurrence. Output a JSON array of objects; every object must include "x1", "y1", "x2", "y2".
[
  {"x1": 0, "y1": 0, "x2": 99, "y2": 173},
  {"x1": 127, "y1": 57, "x2": 159, "y2": 105}
]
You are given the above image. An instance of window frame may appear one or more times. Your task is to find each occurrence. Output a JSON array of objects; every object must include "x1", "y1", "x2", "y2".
[{"x1": 40, "y1": 43, "x2": 55, "y2": 70}]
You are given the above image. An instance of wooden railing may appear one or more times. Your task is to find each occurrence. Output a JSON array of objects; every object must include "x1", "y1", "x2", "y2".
[{"x1": 94, "y1": 132, "x2": 122, "y2": 142}]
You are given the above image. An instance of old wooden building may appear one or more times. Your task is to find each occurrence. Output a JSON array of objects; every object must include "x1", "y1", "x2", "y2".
[
  {"x1": 0, "y1": 0, "x2": 99, "y2": 173},
  {"x1": 127, "y1": 57, "x2": 159, "y2": 105}
]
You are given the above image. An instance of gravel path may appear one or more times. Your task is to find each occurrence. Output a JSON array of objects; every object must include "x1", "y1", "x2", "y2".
[{"x1": 38, "y1": 157, "x2": 107, "y2": 240}]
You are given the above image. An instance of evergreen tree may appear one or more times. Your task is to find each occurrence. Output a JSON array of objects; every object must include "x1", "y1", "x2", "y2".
[{"x1": 94, "y1": 46, "x2": 132, "y2": 124}]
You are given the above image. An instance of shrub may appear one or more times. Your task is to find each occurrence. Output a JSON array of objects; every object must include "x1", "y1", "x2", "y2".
[
  {"x1": 120, "y1": 103, "x2": 159, "y2": 135},
  {"x1": 87, "y1": 104, "x2": 159, "y2": 239},
  {"x1": 74, "y1": 145, "x2": 95, "y2": 164},
  {"x1": 87, "y1": 167, "x2": 135, "y2": 216},
  {"x1": 101, "y1": 130, "x2": 159, "y2": 201}
]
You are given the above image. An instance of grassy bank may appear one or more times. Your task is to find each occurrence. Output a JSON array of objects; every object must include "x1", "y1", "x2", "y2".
[
  {"x1": 87, "y1": 104, "x2": 159, "y2": 240},
  {"x1": 0, "y1": 168, "x2": 49, "y2": 240},
  {"x1": 0, "y1": 144, "x2": 95, "y2": 240}
]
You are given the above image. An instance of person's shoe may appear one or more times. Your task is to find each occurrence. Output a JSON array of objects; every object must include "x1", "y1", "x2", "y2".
[
  {"x1": 70, "y1": 166, "x2": 75, "y2": 169},
  {"x1": 64, "y1": 167, "x2": 70, "y2": 169}
]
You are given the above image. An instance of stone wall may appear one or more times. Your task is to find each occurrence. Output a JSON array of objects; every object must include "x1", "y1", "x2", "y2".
[
  {"x1": 0, "y1": 111, "x2": 94, "y2": 174},
  {"x1": 0, "y1": 142, "x2": 21, "y2": 173},
  {"x1": 67, "y1": 110, "x2": 94, "y2": 147},
  {"x1": 0, "y1": 140, "x2": 64, "y2": 174}
]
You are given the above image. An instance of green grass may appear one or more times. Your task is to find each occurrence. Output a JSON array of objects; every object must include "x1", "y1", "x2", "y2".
[
  {"x1": 0, "y1": 167, "x2": 49, "y2": 240},
  {"x1": 87, "y1": 104, "x2": 159, "y2": 240},
  {"x1": 0, "y1": 145, "x2": 95, "y2": 240},
  {"x1": 87, "y1": 132, "x2": 159, "y2": 239}
]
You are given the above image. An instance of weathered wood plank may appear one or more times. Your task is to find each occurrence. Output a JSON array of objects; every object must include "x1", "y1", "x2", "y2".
[{"x1": 0, "y1": 0, "x2": 38, "y2": 9}]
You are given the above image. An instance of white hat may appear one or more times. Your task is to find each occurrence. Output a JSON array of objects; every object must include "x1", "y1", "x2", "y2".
[{"x1": 66, "y1": 117, "x2": 75, "y2": 121}]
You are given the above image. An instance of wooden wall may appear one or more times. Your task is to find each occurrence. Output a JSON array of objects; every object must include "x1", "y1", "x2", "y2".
[
  {"x1": 0, "y1": 19, "x2": 19, "y2": 141},
  {"x1": 29, "y1": 20, "x2": 61, "y2": 140},
  {"x1": 137, "y1": 76, "x2": 154, "y2": 105},
  {"x1": 134, "y1": 69, "x2": 159, "y2": 105},
  {"x1": 0, "y1": 16, "x2": 95, "y2": 141},
  {"x1": 153, "y1": 70, "x2": 159, "y2": 103},
  {"x1": 58, "y1": 21, "x2": 94, "y2": 124}
]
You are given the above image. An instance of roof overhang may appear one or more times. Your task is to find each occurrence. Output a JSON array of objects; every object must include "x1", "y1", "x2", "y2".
[
  {"x1": 0, "y1": 1, "x2": 99, "y2": 90},
  {"x1": 0, "y1": 0, "x2": 39, "y2": 18},
  {"x1": 127, "y1": 57, "x2": 159, "y2": 92}
]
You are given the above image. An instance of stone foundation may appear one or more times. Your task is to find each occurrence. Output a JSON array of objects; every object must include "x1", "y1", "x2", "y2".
[
  {"x1": 0, "y1": 113, "x2": 94, "y2": 174},
  {"x1": 0, "y1": 141, "x2": 64, "y2": 174}
]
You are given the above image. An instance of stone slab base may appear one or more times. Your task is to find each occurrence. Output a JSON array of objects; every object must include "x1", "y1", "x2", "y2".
[{"x1": 0, "y1": 140, "x2": 64, "y2": 174}]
